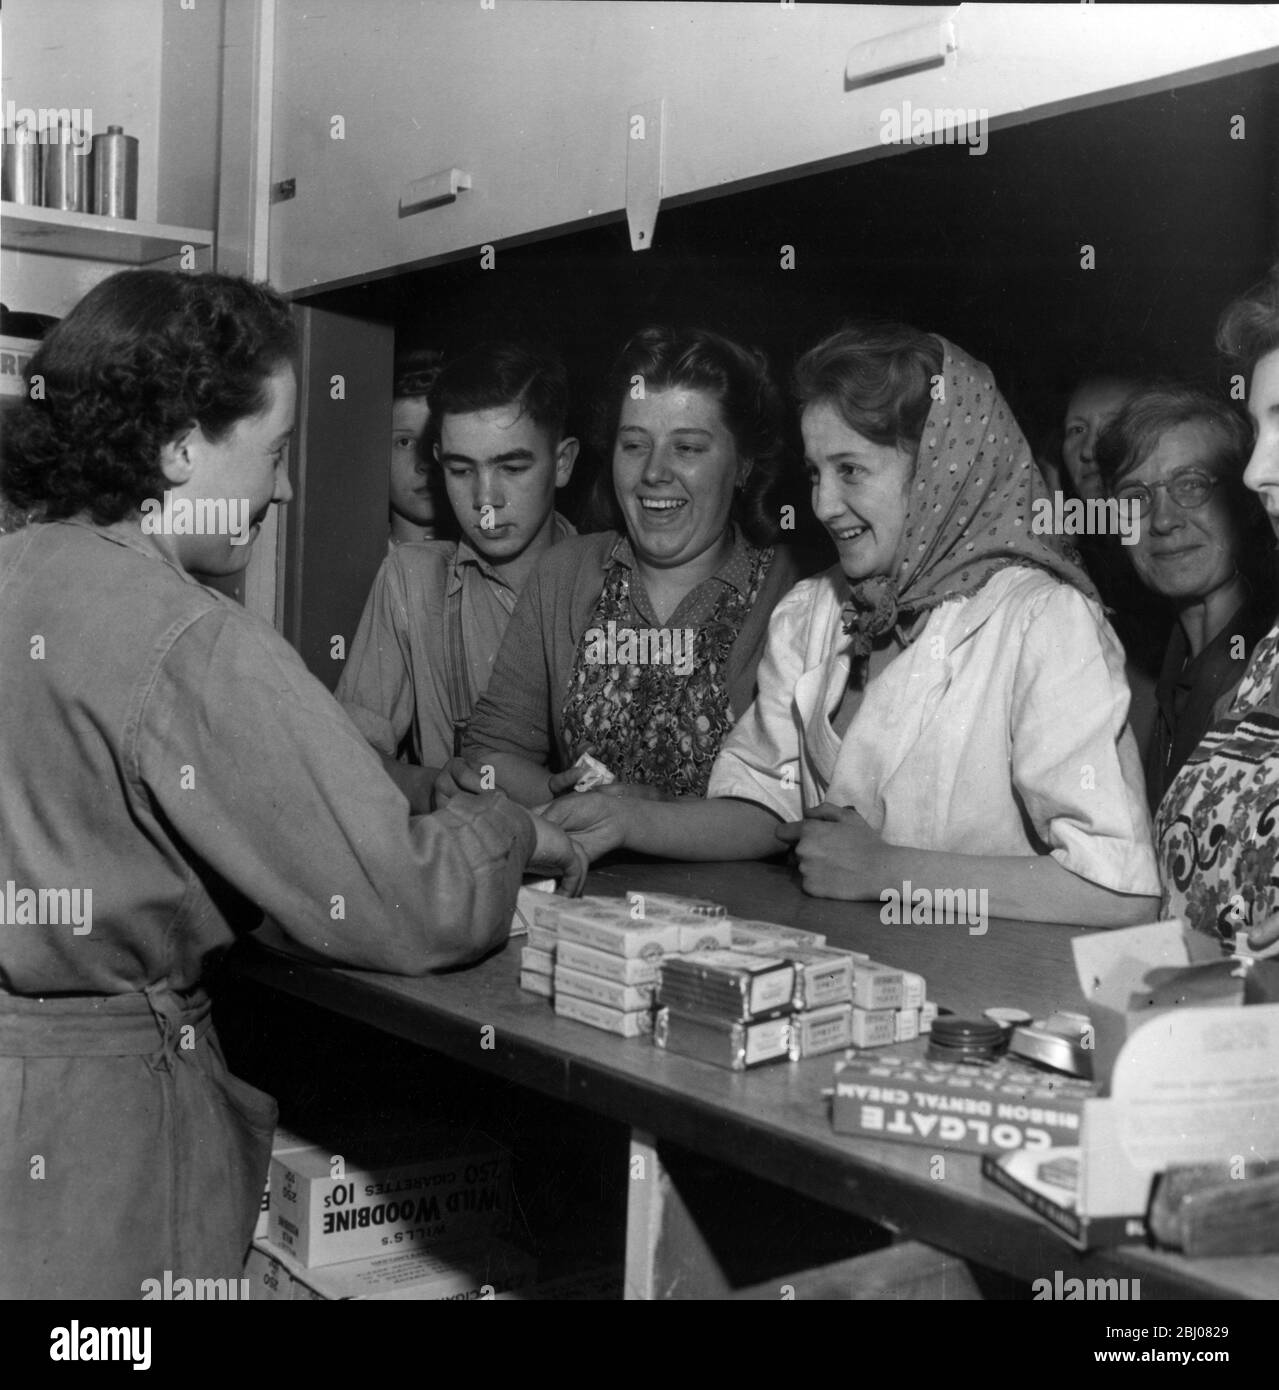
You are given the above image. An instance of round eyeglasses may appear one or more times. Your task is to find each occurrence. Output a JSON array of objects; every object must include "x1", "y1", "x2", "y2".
[{"x1": 1113, "y1": 470, "x2": 1219, "y2": 517}]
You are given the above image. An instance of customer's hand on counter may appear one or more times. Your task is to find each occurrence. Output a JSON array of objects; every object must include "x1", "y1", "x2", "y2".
[
  {"x1": 539, "y1": 790, "x2": 630, "y2": 862},
  {"x1": 775, "y1": 802, "x2": 883, "y2": 899},
  {"x1": 526, "y1": 811, "x2": 591, "y2": 895}
]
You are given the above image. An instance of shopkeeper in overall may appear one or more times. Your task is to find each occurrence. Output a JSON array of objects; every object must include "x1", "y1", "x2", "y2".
[{"x1": 0, "y1": 269, "x2": 586, "y2": 1300}]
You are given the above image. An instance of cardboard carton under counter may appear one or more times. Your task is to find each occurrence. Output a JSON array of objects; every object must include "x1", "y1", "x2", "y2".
[
  {"x1": 248, "y1": 1235, "x2": 535, "y2": 1300},
  {"x1": 269, "y1": 1133, "x2": 510, "y2": 1268},
  {"x1": 983, "y1": 920, "x2": 1279, "y2": 1249}
]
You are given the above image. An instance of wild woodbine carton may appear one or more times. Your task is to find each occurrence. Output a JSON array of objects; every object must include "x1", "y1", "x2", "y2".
[{"x1": 269, "y1": 1129, "x2": 511, "y2": 1268}]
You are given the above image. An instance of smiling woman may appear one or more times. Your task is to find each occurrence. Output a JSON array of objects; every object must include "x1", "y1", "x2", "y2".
[
  {"x1": 438, "y1": 325, "x2": 804, "y2": 805},
  {"x1": 0, "y1": 269, "x2": 586, "y2": 1298}
]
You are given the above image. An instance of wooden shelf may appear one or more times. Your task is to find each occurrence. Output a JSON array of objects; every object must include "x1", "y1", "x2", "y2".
[{"x1": 0, "y1": 203, "x2": 213, "y2": 264}]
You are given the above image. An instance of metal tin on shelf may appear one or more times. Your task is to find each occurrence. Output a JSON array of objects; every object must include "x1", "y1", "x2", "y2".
[
  {"x1": 2, "y1": 124, "x2": 41, "y2": 205},
  {"x1": 92, "y1": 125, "x2": 137, "y2": 219},
  {"x1": 41, "y1": 131, "x2": 92, "y2": 212}
]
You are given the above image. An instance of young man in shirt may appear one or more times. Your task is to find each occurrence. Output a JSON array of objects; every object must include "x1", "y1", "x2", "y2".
[{"x1": 336, "y1": 340, "x2": 578, "y2": 809}]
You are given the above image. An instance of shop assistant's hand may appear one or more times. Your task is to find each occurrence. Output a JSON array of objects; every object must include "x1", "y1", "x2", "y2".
[
  {"x1": 431, "y1": 756, "x2": 485, "y2": 810},
  {"x1": 774, "y1": 802, "x2": 884, "y2": 900},
  {"x1": 538, "y1": 791, "x2": 630, "y2": 863},
  {"x1": 526, "y1": 811, "x2": 590, "y2": 896}
]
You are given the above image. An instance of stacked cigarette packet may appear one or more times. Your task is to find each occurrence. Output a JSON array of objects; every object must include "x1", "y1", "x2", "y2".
[
  {"x1": 518, "y1": 891, "x2": 937, "y2": 1064},
  {"x1": 656, "y1": 922, "x2": 933, "y2": 1068},
  {"x1": 519, "y1": 889, "x2": 730, "y2": 1036}
]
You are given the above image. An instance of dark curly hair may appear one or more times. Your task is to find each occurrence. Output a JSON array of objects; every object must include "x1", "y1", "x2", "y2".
[
  {"x1": 2, "y1": 269, "x2": 296, "y2": 523},
  {"x1": 583, "y1": 325, "x2": 788, "y2": 547},
  {"x1": 792, "y1": 322, "x2": 944, "y2": 460}
]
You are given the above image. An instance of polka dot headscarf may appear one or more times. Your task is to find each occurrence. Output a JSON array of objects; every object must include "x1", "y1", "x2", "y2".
[{"x1": 841, "y1": 336, "x2": 1097, "y2": 658}]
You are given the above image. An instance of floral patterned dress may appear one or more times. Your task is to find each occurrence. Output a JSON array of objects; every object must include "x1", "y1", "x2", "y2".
[
  {"x1": 561, "y1": 534, "x2": 774, "y2": 797},
  {"x1": 1155, "y1": 621, "x2": 1279, "y2": 946}
]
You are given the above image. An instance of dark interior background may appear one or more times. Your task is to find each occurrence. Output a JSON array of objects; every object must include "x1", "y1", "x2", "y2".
[{"x1": 306, "y1": 63, "x2": 1278, "y2": 545}]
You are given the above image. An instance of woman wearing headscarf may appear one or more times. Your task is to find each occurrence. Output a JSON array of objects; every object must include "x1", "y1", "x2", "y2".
[{"x1": 547, "y1": 325, "x2": 1161, "y2": 926}]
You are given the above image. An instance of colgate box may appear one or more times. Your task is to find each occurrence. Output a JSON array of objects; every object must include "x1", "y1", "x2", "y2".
[
  {"x1": 832, "y1": 1043, "x2": 1097, "y2": 1155},
  {"x1": 269, "y1": 1129, "x2": 510, "y2": 1268}
]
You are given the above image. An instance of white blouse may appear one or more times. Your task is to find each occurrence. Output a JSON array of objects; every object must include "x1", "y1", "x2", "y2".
[{"x1": 707, "y1": 564, "x2": 1160, "y2": 896}]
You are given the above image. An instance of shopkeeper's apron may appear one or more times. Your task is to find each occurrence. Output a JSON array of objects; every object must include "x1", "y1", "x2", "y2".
[{"x1": 0, "y1": 984, "x2": 277, "y2": 1300}]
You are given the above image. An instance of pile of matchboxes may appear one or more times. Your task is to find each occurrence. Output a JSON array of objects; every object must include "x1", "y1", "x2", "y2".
[
  {"x1": 244, "y1": 1121, "x2": 617, "y2": 1300},
  {"x1": 517, "y1": 887, "x2": 937, "y2": 1070}
]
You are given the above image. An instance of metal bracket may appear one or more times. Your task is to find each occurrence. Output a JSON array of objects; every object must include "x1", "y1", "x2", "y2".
[{"x1": 625, "y1": 99, "x2": 665, "y2": 252}]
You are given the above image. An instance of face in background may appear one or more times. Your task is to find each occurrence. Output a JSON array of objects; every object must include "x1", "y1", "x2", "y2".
[
  {"x1": 1118, "y1": 420, "x2": 1246, "y2": 605},
  {"x1": 613, "y1": 387, "x2": 744, "y2": 570},
  {"x1": 1062, "y1": 378, "x2": 1137, "y2": 502},
  {"x1": 436, "y1": 403, "x2": 575, "y2": 566},
  {"x1": 802, "y1": 400, "x2": 914, "y2": 584},
  {"x1": 1244, "y1": 349, "x2": 1279, "y2": 538},
  {"x1": 388, "y1": 396, "x2": 434, "y2": 527},
  {"x1": 160, "y1": 364, "x2": 296, "y2": 576}
]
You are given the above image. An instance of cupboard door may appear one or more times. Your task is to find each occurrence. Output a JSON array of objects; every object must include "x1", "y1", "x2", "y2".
[
  {"x1": 282, "y1": 306, "x2": 393, "y2": 690},
  {"x1": 267, "y1": 0, "x2": 938, "y2": 293},
  {"x1": 269, "y1": 1, "x2": 1279, "y2": 296}
]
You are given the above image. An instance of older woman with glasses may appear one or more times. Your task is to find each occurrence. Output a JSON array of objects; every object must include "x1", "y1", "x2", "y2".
[{"x1": 1095, "y1": 387, "x2": 1274, "y2": 811}]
